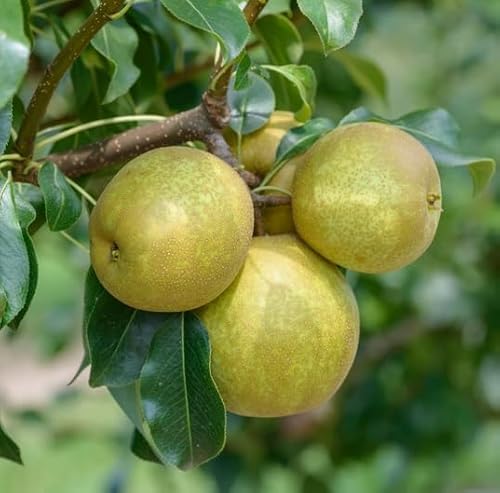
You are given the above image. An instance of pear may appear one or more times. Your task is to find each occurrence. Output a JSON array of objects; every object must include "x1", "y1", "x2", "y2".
[
  {"x1": 293, "y1": 122, "x2": 442, "y2": 273},
  {"x1": 198, "y1": 234, "x2": 359, "y2": 417},
  {"x1": 89, "y1": 146, "x2": 254, "y2": 312},
  {"x1": 262, "y1": 156, "x2": 301, "y2": 235},
  {"x1": 226, "y1": 111, "x2": 298, "y2": 176}
]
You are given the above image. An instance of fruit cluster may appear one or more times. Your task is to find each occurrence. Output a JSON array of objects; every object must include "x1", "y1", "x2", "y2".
[{"x1": 89, "y1": 112, "x2": 442, "y2": 418}]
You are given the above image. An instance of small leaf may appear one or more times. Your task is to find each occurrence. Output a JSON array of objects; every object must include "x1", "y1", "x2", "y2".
[
  {"x1": 159, "y1": 0, "x2": 250, "y2": 62},
  {"x1": 8, "y1": 231, "x2": 37, "y2": 330},
  {"x1": 12, "y1": 182, "x2": 45, "y2": 227},
  {"x1": 0, "y1": 174, "x2": 30, "y2": 328},
  {"x1": 131, "y1": 429, "x2": 161, "y2": 465},
  {"x1": 90, "y1": 4, "x2": 140, "y2": 104},
  {"x1": 0, "y1": 0, "x2": 30, "y2": 109},
  {"x1": 340, "y1": 107, "x2": 496, "y2": 194},
  {"x1": 0, "y1": 420, "x2": 22, "y2": 465},
  {"x1": 254, "y1": 15, "x2": 303, "y2": 65},
  {"x1": 234, "y1": 53, "x2": 252, "y2": 91},
  {"x1": 275, "y1": 117, "x2": 336, "y2": 164},
  {"x1": 38, "y1": 161, "x2": 82, "y2": 231},
  {"x1": 333, "y1": 51, "x2": 387, "y2": 102},
  {"x1": 139, "y1": 312, "x2": 226, "y2": 470},
  {"x1": 0, "y1": 103, "x2": 12, "y2": 154},
  {"x1": 84, "y1": 268, "x2": 167, "y2": 388},
  {"x1": 262, "y1": 64, "x2": 317, "y2": 121},
  {"x1": 228, "y1": 73, "x2": 275, "y2": 135},
  {"x1": 297, "y1": 0, "x2": 363, "y2": 53}
]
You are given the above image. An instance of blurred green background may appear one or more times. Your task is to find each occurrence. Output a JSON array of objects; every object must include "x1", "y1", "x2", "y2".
[{"x1": 1, "y1": 0, "x2": 500, "y2": 491}]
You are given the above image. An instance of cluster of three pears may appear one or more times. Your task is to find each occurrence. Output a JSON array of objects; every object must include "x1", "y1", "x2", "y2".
[{"x1": 89, "y1": 114, "x2": 441, "y2": 418}]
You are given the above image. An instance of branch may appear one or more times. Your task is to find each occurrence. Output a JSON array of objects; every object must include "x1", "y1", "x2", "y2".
[
  {"x1": 50, "y1": 106, "x2": 208, "y2": 177},
  {"x1": 21, "y1": 0, "x2": 270, "y2": 186},
  {"x1": 15, "y1": 0, "x2": 126, "y2": 161}
]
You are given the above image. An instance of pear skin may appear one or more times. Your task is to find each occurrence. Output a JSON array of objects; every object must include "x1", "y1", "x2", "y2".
[
  {"x1": 198, "y1": 234, "x2": 359, "y2": 417},
  {"x1": 89, "y1": 147, "x2": 254, "y2": 312},
  {"x1": 293, "y1": 123, "x2": 442, "y2": 273},
  {"x1": 226, "y1": 111, "x2": 298, "y2": 176},
  {"x1": 262, "y1": 156, "x2": 302, "y2": 235}
]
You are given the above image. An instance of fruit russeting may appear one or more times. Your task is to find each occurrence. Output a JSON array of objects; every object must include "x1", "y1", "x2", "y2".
[
  {"x1": 226, "y1": 111, "x2": 298, "y2": 176},
  {"x1": 198, "y1": 235, "x2": 360, "y2": 418},
  {"x1": 293, "y1": 122, "x2": 442, "y2": 273},
  {"x1": 89, "y1": 146, "x2": 254, "y2": 312}
]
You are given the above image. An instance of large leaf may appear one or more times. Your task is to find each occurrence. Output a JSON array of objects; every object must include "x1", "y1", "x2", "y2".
[
  {"x1": 110, "y1": 313, "x2": 226, "y2": 470},
  {"x1": 262, "y1": 64, "x2": 317, "y2": 121},
  {"x1": 90, "y1": 9, "x2": 140, "y2": 104},
  {"x1": 333, "y1": 51, "x2": 387, "y2": 102},
  {"x1": 228, "y1": 72, "x2": 275, "y2": 135},
  {"x1": 254, "y1": 15, "x2": 303, "y2": 65},
  {"x1": 159, "y1": 0, "x2": 250, "y2": 62},
  {"x1": 340, "y1": 107, "x2": 496, "y2": 194},
  {"x1": 0, "y1": 420, "x2": 22, "y2": 465},
  {"x1": 0, "y1": 0, "x2": 30, "y2": 109},
  {"x1": 0, "y1": 103, "x2": 12, "y2": 154},
  {"x1": 297, "y1": 0, "x2": 362, "y2": 53},
  {"x1": 140, "y1": 312, "x2": 226, "y2": 469},
  {"x1": 85, "y1": 269, "x2": 167, "y2": 388},
  {"x1": 0, "y1": 175, "x2": 30, "y2": 328},
  {"x1": 38, "y1": 161, "x2": 82, "y2": 231}
]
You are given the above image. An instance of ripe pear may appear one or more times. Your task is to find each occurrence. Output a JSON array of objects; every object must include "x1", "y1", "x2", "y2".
[
  {"x1": 226, "y1": 111, "x2": 298, "y2": 176},
  {"x1": 293, "y1": 123, "x2": 442, "y2": 273},
  {"x1": 89, "y1": 146, "x2": 254, "y2": 312},
  {"x1": 262, "y1": 156, "x2": 302, "y2": 235},
  {"x1": 198, "y1": 234, "x2": 359, "y2": 417}
]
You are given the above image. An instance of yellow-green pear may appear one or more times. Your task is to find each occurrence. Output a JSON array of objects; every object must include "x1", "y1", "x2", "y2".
[
  {"x1": 89, "y1": 146, "x2": 254, "y2": 312},
  {"x1": 198, "y1": 234, "x2": 359, "y2": 417},
  {"x1": 293, "y1": 123, "x2": 442, "y2": 273},
  {"x1": 226, "y1": 111, "x2": 298, "y2": 176},
  {"x1": 262, "y1": 156, "x2": 302, "y2": 235}
]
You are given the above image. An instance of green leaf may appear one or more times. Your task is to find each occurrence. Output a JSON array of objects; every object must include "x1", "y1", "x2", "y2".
[
  {"x1": 8, "y1": 230, "x2": 37, "y2": 330},
  {"x1": 140, "y1": 312, "x2": 226, "y2": 470},
  {"x1": 12, "y1": 182, "x2": 45, "y2": 228},
  {"x1": 275, "y1": 117, "x2": 336, "y2": 164},
  {"x1": 262, "y1": 64, "x2": 317, "y2": 121},
  {"x1": 0, "y1": 420, "x2": 22, "y2": 465},
  {"x1": 0, "y1": 174, "x2": 30, "y2": 328},
  {"x1": 333, "y1": 51, "x2": 387, "y2": 101},
  {"x1": 228, "y1": 72, "x2": 275, "y2": 135},
  {"x1": 340, "y1": 107, "x2": 496, "y2": 195},
  {"x1": 262, "y1": 0, "x2": 291, "y2": 16},
  {"x1": 0, "y1": 103, "x2": 12, "y2": 154},
  {"x1": 90, "y1": 9, "x2": 140, "y2": 104},
  {"x1": 0, "y1": 0, "x2": 30, "y2": 109},
  {"x1": 254, "y1": 15, "x2": 303, "y2": 65},
  {"x1": 234, "y1": 53, "x2": 252, "y2": 91},
  {"x1": 84, "y1": 268, "x2": 167, "y2": 388},
  {"x1": 131, "y1": 429, "x2": 161, "y2": 465},
  {"x1": 38, "y1": 161, "x2": 82, "y2": 231},
  {"x1": 110, "y1": 313, "x2": 226, "y2": 470},
  {"x1": 297, "y1": 0, "x2": 363, "y2": 53},
  {"x1": 159, "y1": 0, "x2": 250, "y2": 62}
]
